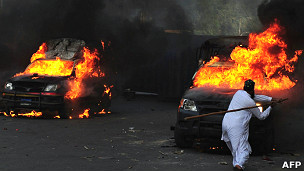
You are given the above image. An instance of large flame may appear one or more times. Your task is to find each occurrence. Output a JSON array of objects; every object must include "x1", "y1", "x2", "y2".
[
  {"x1": 193, "y1": 21, "x2": 303, "y2": 90},
  {"x1": 15, "y1": 57, "x2": 74, "y2": 77},
  {"x1": 65, "y1": 47, "x2": 104, "y2": 100}
]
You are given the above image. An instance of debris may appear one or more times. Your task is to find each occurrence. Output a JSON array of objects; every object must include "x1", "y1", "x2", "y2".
[
  {"x1": 128, "y1": 166, "x2": 133, "y2": 169},
  {"x1": 218, "y1": 161, "x2": 228, "y2": 165},
  {"x1": 131, "y1": 159, "x2": 139, "y2": 162},
  {"x1": 84, "y1": 146, "x2": 89, "y2": 150},
  {"x1": 174, "y1": 150, "x2": 184, "y2": 155},
  {"x1": 161, "y1": 145, "x2": 176, "y2": 148},
  {"x1": 98, "y1": 156, "x2": 114, "y2": 160},
  {"x1": 129, "y1": 127, "x2": 136, "y2": 133},
  {"x1": 81, "y1": 156, "x2": 95, "y2": 161},
  {"x1": 159, "y1": 151, "x2": 167, "y2": 156},
  {"x1": 129, "y1": 140, "x2": 144, "y2": 145}
]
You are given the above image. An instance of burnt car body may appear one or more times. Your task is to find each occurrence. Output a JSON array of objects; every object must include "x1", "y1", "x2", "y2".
[
  {"x1": 2, "y1": 38, "x2": 111, "y2": 118},
  {"x1": 174, "y1": 36, "x2": 274, "y2": 153}
]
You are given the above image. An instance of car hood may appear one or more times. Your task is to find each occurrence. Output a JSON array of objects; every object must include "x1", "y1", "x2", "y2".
[
  {"x1": 9, "y1": 74, "x2": 70, "y2": 84},
  {"x1": 183, "y1": 86, "x2": 288, "y2": 102},
  {"x1": 183, "y1": 87, "x2": 237, "y2": 101}
]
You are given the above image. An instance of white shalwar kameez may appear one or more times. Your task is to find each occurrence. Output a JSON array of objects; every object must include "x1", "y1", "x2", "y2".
[{"x1": 221, "y1": 90, "x2": 272, "y2": 169}]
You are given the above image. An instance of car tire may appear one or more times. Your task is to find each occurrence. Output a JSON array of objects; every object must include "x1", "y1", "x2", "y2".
[
  {"x1": 174, "y1": 123, "x2": 194, "y2": 148},
  {"x1": 58, "y1": 103, "x2": 71, "y2": 119},
  {"x1": 250, "y1": 127, "x2": 274, "y2": 155},
  {"x1": 59, "y1": 110, "x2": 69, "y2": 119}
]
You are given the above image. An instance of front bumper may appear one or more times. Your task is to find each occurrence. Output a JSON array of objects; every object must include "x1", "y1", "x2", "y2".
[
  {"x1": 177, "y1": 109, "x2": 223, "y2": 139},
  {"x1": 2, "y1": 91, "x2": 64, "y2": 111}
]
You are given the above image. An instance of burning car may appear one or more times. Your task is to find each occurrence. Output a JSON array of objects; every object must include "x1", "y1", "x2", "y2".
[
  {"x1": 174, "y1": 21, "x2": 302, "y2": 153},
  {"x1": 2, "y1": 38, "x2": 112, "y2": 118}
]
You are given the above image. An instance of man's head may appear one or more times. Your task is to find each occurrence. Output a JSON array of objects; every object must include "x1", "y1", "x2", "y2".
[{"x1": 244, "y1": 79, "x2": 255, "y2": 98}]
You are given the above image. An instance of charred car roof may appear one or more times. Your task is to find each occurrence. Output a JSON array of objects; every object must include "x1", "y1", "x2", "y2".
[{"x1": 44, "y1": 38, "x2": 85, "y2": 61}]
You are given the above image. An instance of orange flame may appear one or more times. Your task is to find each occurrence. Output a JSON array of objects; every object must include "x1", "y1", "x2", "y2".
[
  {"x1": 193, "y1": 21, "x2": 303, "y2": 91},
  {"x1": 2, "y1": 110, "x2": 43, "y2": 118},
  {"x1": 103, "y1": 84, "x2": 113, "y2": 99},
  {"x1": 79, "y1": 108, "x2": 90, "y2": 118},
  {"x1": 30, "y1": 42, "x2": 47, "y2": 63},
  {"x1": 15, "y1": 57, "x2": 74, "y2": 77},
  {"x1": 18, "y1": 110, "x2": 43, "y2": 117},
  {"x1": 98, "y1": 109, "x2": 111, "y2": 115},
  {"x1": 101, "y1": 40, "x2": 105, "y2": 51},
  {"x1": 65, "y1": 47, "x2": 104, "y2": 100}
]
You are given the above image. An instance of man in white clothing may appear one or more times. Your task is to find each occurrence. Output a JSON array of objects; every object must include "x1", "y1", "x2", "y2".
[{"x1": 221, "y1": 79, "x2": 273, "y2": 170}]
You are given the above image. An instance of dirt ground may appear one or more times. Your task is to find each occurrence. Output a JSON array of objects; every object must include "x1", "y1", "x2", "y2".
[{"x1": 0, "y1": 96, "x2": 303, "y2": 171}]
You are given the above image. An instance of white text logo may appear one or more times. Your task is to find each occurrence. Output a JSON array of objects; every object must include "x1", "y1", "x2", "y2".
[{"x1": 282, "y1": 161, "x2": 302, "y2": 169}]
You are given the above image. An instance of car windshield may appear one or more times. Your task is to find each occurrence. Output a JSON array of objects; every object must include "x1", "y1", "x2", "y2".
[{"x1": 23, "y1": 58, "x2": 74, "y2": 76}]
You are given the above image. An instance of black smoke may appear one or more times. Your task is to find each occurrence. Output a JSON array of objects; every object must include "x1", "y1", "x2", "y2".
[
  {"x1": 258, "y1": 0, "x2": 304, "y2": 46},
  {"x1": 258, "y1": 0, "x2": 304, "y2": 153},
  {"x1": 0, "y1": 0, "x2": 105, "y2": 70}
]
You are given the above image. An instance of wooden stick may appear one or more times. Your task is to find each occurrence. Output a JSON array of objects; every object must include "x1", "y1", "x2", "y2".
[{"x1": 184, "y1": 98, "x2": 287, "y2": 120}]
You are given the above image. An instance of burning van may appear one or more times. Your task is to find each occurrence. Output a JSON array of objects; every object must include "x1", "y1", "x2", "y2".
[
  {"x1": 174, "y1": 21, "x2": 302, "y2": 153},
  {"x1": 2, "y1": 38, "x2": 112, "y2": 118}
]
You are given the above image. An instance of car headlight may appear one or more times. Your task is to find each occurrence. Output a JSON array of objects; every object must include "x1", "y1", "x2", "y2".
[
  {"x1": 256, "y1": 103, "x2": 263, "y2": 112},
  {"x1": 4, "y1": 82, "x2": 13, "y2": 90},
  {"x1": 44, "y1": 84, "x2": 58, "y2": 92},
  {"x1": 180, "y1": 99, "x2": 197, "y2": 112}
]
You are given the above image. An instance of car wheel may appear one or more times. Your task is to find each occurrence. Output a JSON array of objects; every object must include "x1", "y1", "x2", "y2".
[
  {"x1": 58, "y1": 103, "x2": 71, "y2": 119},
  {"x1": 58, "y1": 110, "x2": 69, "y2": 119},
  {"x1": 250, "y1": 128, "x2": 274, "y2": 155},
  {"x1": 174, "y1": 123, "x2": 194, "y2": 148}
]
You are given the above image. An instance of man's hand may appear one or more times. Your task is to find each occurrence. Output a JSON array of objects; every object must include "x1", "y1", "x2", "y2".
[{"x1": 270, "y1": 98, "x2": 288, "y2": 108}]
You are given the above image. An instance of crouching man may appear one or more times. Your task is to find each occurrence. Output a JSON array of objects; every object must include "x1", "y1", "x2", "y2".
[{"x1": 221, "y1": 79, "x2": 274, "y2": 170}]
